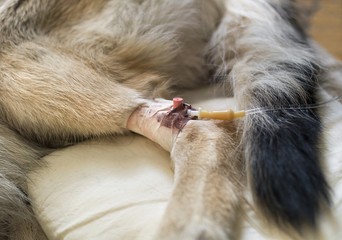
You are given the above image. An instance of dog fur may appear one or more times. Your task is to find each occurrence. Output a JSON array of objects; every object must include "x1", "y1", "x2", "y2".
[{"x1": 0, "y1": 0, "x2": 341, "y2": 239}]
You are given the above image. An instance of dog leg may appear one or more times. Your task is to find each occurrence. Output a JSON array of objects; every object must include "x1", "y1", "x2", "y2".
[
  {"x1": 157, "y1": 120, "x2": 243, "y2": 240},
  {"x1": 0, "y1": 40, "x2": 153, "y2": 147},
  {"x1": 126, "y1": 99, "x2": 179, "y2": 152},
  {"x1": 126, "y1": 100, "x2": 244, "y2": 239}
]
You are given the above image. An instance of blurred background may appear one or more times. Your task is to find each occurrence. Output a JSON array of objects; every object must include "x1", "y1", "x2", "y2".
[{"x1": 311, "y1": 0, "x2": 342, "y2": 60}]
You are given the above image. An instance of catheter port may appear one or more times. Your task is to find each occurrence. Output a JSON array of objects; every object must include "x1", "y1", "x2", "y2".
[{"x1": 126, "y1": 99, "x2": 196, "y2": 152}]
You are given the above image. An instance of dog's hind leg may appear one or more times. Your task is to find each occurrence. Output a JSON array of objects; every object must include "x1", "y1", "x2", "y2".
[{"x1": 0, "y1": 122, "x2": 51, "y2": 240}]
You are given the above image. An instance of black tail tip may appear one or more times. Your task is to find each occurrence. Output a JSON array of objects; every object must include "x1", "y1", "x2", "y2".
[
  {"x1": 247, "y1": 109, "x2": 331, "y2": 232},
  {"x1": 252, "y1": 172, "x2": 331, "y2": 231},
  {"x1": 249, "y1": 135, "x2": 331, "y2": 232}
]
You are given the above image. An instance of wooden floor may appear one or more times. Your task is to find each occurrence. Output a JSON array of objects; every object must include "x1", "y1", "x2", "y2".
[{"x1": 311, "y1": 0, "x2": 342, "y2": 60}]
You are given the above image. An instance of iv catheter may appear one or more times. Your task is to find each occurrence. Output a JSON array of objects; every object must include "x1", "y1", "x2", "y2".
[
  {"x1": 172, "y1": 97, "x2": 340, "y2": 121},
  {"x1": 187, "y1": 108, "x2": 246, "y2": 120}
]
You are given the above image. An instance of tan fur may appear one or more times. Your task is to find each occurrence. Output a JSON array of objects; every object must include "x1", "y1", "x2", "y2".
[
  {"x1": 0, "y1": 0, "x2": 341, "y2": 239},
  {"x1": 157, "y1": 120, "x2": 243, "y2": 240},
  {"x1": 0, "y1": 1, "x2": 232, "y2": 239},
  {"x1": 0, "y1": 0, "x2": 223, "y2": 145}
]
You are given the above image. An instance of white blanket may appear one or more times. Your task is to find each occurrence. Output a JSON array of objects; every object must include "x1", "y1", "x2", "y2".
[{"x1": 27, "y1": 89, "x2": 342, "y2": 240}]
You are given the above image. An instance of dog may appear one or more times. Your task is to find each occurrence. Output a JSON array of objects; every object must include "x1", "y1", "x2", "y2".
[{"x1": 0, "y1": 0, "x2": 341, "y2": 239}]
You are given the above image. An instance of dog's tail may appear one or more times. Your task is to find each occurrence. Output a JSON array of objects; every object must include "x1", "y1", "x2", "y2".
[
  {"x1": 243, "y1": 63, "x2": 331, "y2": 231},
  {"x1": 0, "y1": 122, "x2": 51, "y2": 240}
]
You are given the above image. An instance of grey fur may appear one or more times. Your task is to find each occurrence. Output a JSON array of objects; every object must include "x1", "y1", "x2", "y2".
[
  {"x1": 0, "y1": 0, "x2": 341, "y2": 239},
  {"x1": 0, "y1": 122, "x2": 51, "y2": 239}
]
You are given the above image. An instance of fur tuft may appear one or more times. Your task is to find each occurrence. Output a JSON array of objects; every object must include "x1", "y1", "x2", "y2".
[{"x1": 245, "y1": 107, "x2": 330, "y2": 230}]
